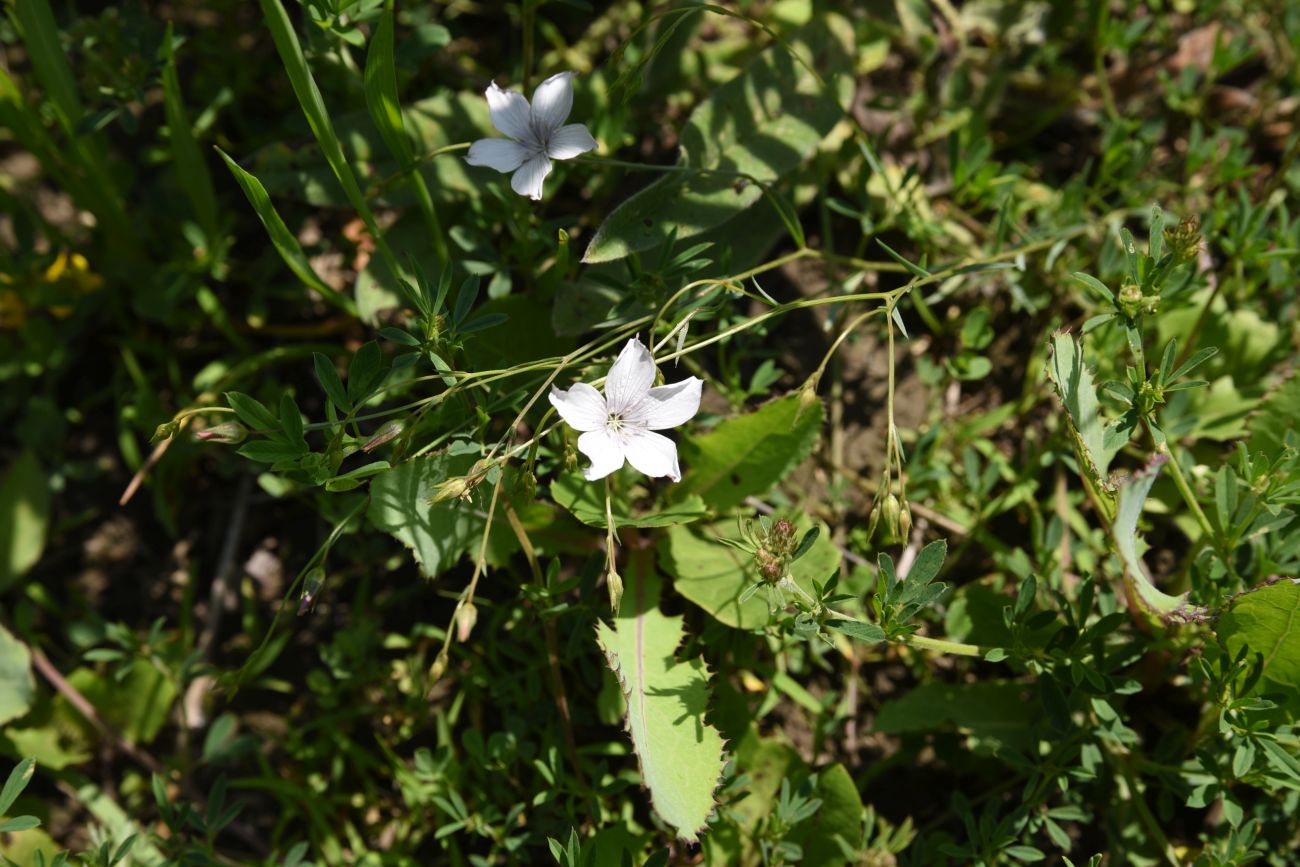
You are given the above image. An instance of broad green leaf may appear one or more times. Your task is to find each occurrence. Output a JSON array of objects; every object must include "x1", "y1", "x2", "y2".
[
  {"x1": 662, "y1": 516, "x2": 839, "y2": 629},
  {"x1": 1045, "y1": 331, "x2": 1135, "y2": 486},
  {"x1": 0, "y1": 453, "x2": 49, "y2": 592},
  {"x1": 675, "y1": 394, "x2": 823, "y2": 511},
  {"x1": 216, "y1": 147, "x2": 352, "y2": 313},
  {"x1": 551, "y1": 471, "x2": 707, "y2": 528},
  {"x1": 1246, "y1": 370, "x2": 1300, "y2": 457},
  {"x1": 0, "y1": 627, "x2": 34, "y2": 726},
  {"x1": 70, "y1": 661, "x2": 177, "y2": 745},
  {"x1": 582, "y1": 15, "x2": 853, "y2": 263},
  {"x1": 367, "y1": 454, "x2": 513, "y2": 578},
  {"x1": 596, "y1": 553, "x2": 725, "y2": 842},
  {"x1": 1111, "y1": 456, "x2": 1206, "y2": 626},
  {"x1": 874, "y1": 681, "x2": 1039, "y2": 753},
  {"x1": 1217, "y1": 579, "x2": 1300, "y2": 693}
]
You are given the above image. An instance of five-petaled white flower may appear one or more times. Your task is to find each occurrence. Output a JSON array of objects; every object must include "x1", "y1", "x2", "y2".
[
  {"x1": 465, "y1": 71, "x2": 597, "y2": 201},
  {"x1": 549, "y1": 338, "x2": 702, "y2": 482}
]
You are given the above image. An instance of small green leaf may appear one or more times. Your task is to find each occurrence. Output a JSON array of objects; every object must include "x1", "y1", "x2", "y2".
[
  {"x1": 324, "y1": 461, "x2": 392, "y2": 493},
  {"x1": 1045, "y1": 331, "x2": 1136, "y2": 485},
  {"x1": 347, "y1": 341, "x2": 386, "y2": 406},
  {"x1": 824, "y1": 619, "x2": 886, "y2": 643},
  {"x1": 313, "y1": 353, "x2": 352, "y2": 413},
  {"x1": 596, "y1": 553, "x2": 725, "y2": 842},
  {"x1": 225, "y1": 392, "x2": 280, "y2": 434}
]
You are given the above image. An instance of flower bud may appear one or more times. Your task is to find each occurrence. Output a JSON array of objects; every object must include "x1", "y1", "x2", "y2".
[
  {"x1": 361, "y1": 419, "x2": 403, "y2": 452},
  {"x1": 456, "y1": 602, "x2": 478, "y2": 642},
  {"x1": 796, "y1": 382, "x2": 821, "y2": 422},
  {"x1": 1165, "y1": 215, "x2": 1201, "y2": 262},
  {"x1": 877, "y1": 494, "x2": 902, "y2": 545},
  {"x1": 430, "y1": 476, "x2": 473, "y2": 503},
  {"x1": 298, "y1": 567, "x2": 325, "y2": 616},
  {"x1": 194, "y1": 422, "x2": 248, "y2": 445},
  {"x1": 898, "y1": 502, "x2": 912, "y2": 540},
  {"x1": 429, "y1": 651, "x2": 449, "y2": 684},
  {"x1": 1117, "y1": 282, "x2": 1143, "y2": 318},
  {"x1": 511, "y1": 469, "x2": 537, "y2": 503},
  {"x1": 607, "y1": 569, "x2": 624, "y2": 612}
]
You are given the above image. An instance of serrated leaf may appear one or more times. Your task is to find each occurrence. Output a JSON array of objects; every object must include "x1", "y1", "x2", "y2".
[
  {"x1": 550, "y1": 471, "x2": 707, "y2": 529},
  {"x1": 596, "y1": 553, "x2": 725, "y2": 842},
  {"x1": 1045, "y1": 331, "x2": 1135, "y2": 485},
  {"x1": 662, "y1": 516, "x2": 838, "y2": 629},
  {"x1": 582, "y1": 15, "x2": 853, "y2": 263},
  {"x1": 1111, "y1": 455, "x2": 1207, "y2": 625},
  {"x1": 1217, "y1": 579, "x2": 1300, "y2": 693},
  {"x1": 675, "y1": 394, "x2": 822, "y2": 511}
]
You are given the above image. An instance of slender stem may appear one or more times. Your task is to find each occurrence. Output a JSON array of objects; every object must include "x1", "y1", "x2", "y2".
[
  {"x1": 604, "y1": 477, "x2": 622, "y2": 611},
  {"x1": 902, "y1": 634, "x2": 985, "y2": 657}
]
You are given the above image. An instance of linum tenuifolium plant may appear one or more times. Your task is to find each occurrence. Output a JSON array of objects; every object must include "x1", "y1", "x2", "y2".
[
  {"x1": 163, "y1": 58, "x2": 963, "y2": 844},
  {"x1": 111, "y1": 5, "x2": 1299, "y2": 862}
]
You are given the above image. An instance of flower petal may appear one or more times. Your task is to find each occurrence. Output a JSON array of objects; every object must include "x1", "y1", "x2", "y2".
[
  {"x1": 635, "y1": 377, "x2": 703, "y2": 430},
  {"x1": 510, "y1": 153, "x2": 553, "y2": 200},
  {"x1": 578, "y1": 429, "x2": 626, "y2": 481},
  {"x1": 485, "y1": 81, "x2": 532, "y2": 141},
  {"x1": 622, "y1": 429, "x2": 682, "y2": 482},
  {"x1": 547, "y1": 123, "x2": 597, "y2": 161},
  {"x1": 604, "y1": 338, "x2": 657, "y2": 414},
  {"x1": 465, "y1": 138, "x2": 529, "y2": 173},
  {"x1": 530, "y1": 71, "x2": 576, "y2": 134},
  {"x1": 548, "y1": 382, "x2": 607, "y2": 432}
]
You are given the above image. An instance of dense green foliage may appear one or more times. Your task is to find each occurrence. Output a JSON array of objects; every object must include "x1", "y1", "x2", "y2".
[{"x1": 1, "y1": 1, "x2": 1298, "y2": 865}]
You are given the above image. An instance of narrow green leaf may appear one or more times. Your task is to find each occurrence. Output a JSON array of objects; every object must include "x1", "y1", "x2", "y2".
[
  {"x1": 1072, "y1": 272, "x2": 1115, "y2": 303},
  {"x1": 347, "y1": 341, "x2": 386, "y2": 406},
  {"x1": 363, "y1": 2, "x2": 413, "y2": 166},
  {"x1": 906, "y1": 540, "x2": 947, "y2": 586},
  {"x1": 161, "y1": 25, "x2": 218, "y2": 236},
  {"x1": 596, "y1": 553, "x2": 725, "y2": 842},
  {"x1": 453, "y1": 275, "x2": 480, "y2": 328},
  {"x1": 279, "y1": 394, "x2": 306, "y2": 449},
  {"x1": 324, "y1": 461, "x2": 392, "y2": 493},
  {"x1": 0, "y1": 758, "x2": 35, "y2": 816},
  {"x1": 216, "y1": 148, "x2": 353, "y2": 312}
]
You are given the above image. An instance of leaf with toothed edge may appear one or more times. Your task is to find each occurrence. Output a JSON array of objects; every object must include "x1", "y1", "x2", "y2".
[
  {"x1": 1110, "y1": 454, "x2": 1208, "y2": 626},
  {"x1": 596, "y1": 550, "x2": 726, "y2": 842}
]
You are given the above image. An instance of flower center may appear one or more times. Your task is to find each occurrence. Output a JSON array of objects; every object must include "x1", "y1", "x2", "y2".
[{"x1": 606, "y1": 412, "x2": 624, "y2": 432}]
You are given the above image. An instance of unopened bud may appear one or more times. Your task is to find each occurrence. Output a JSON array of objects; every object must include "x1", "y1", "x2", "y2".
[
  {"x1": 1117, "y1": 282, "x2": 1143, "y2": 318},
  {"x1": 511, "y1": 469, "x2": 538, "y2": 503},
  {"x1": 878, "y1": 494, "x2": 902, "y2": 545},
  {"x1": 430, "y1": 476, "x2": 472, "y2": 503},
  {"x1": 362, "y1": 420, "x2": 404, "y2": 452},
  {"x1": 898, "y1": 502, "x2": 912, "y2": 540},
  {"x1": 429, "y1": 651, "x2": 449, "y2": 684},
  {"x1": 298, "y1": 567, "x2": 325, "y2": 616},
  {"x1": 607, "y1": 569, "x2": 624, "y2": 613},
  {"x1": 194, "y1": 422, "x2": 248, "y2": 445},
  {"x1": 796, "y1": 383, "x2": 821, "y2": 422},
  {"x1": 1165, "y1": 215, "x2": 1201, "y2": 262},
  {"x1": 153, "y1": 421, "x2": 180, "y2": 443},
  {"x1": 456, "y1": 602, "x2": 478, "y2": 642}
]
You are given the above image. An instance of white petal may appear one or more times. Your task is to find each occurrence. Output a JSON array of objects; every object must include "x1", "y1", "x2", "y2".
[
  {"x1": 604, "y1": 338, "x2": 656, "y2": 415},
  {"x1": 530, "y1": 71, "x2": 576, "y2": 134},
  {"x1": 546, "y1": 123, "x2": 597, "y2": 161},
  {"x1": 465, "y1": 138, "x2": 528, "y2": 173},
  {"x1": 634, "y1": 377, "x2": 702, "y2": 430},
  {"x1": 578, "y1": 429, "x2": 626, "y2": 481},
  {"x1": 622, "y1": 429, "x2": 682, "y2": 482},
  {"x1": 548, "y1": 383, "x2": 607, "y2": 432},
  {"x1": 485, "y1": 81, "x2": 532, "y2": 141},
  {"x1": 510, "y1": 153, "x2": 553, "y2": 200}
]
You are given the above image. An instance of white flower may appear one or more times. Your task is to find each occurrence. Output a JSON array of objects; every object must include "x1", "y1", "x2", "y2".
[
  {"x1": 549, "y1": 338, "x2": 702, "y2": 482},
  {"x1": 464, "y1": 71, "x2": 598, "y2": 201}
]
